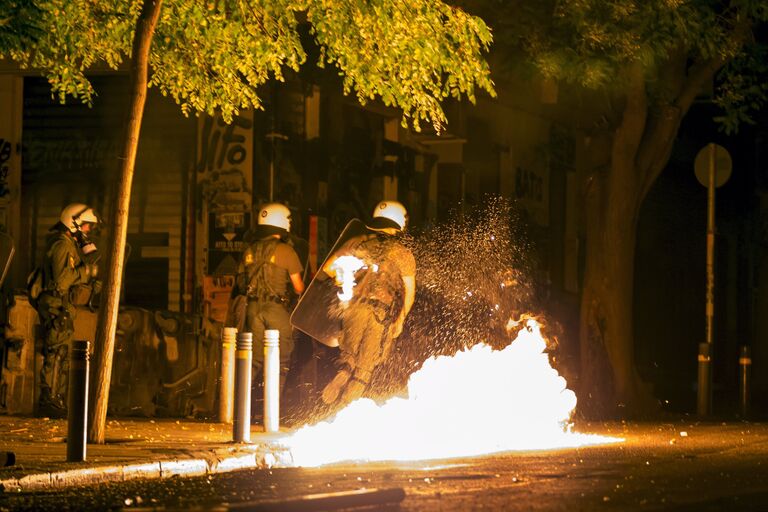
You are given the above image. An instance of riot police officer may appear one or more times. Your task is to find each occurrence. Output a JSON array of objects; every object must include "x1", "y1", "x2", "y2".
[
  {"x1": 36, "y1": 203, "x2": 99, "y2": 417},
  {"x1": 320, "y1": 200, "x2": 416, "y2": 408},
  {"x1": 232, "y1": 202, "x2": 304, "y2": 398}
]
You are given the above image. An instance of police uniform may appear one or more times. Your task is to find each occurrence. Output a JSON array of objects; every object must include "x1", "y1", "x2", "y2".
[
  {"x1": 235, "y1": 235, "x2": 303, "y2": 382},
  {"x1": 36, "y1": 231, "x2": 94, "y2": 412},
  {"x1": 321, "y1": 231, "x2": 416, "y2": 407}
]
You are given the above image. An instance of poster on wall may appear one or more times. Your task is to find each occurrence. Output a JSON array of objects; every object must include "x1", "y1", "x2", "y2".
[
  {"x1": 196, "y1": 111, "x2": 254, "y2": 278},
  {"x1": 207, "y1": 211, "x2": 250, "y2": 276}
]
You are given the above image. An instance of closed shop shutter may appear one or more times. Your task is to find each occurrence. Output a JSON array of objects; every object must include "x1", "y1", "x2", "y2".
[{"x1": 22, "y1": 76, "x2": 194, "y2": 311}]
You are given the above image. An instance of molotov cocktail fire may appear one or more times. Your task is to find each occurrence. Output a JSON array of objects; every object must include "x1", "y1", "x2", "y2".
[{"x1": 283, "y1": 318, "x2": 622, "y2": 467}]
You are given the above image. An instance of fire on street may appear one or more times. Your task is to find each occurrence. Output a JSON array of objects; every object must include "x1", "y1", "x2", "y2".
[
  {"x1": 1, "y1": 421, "x2": 767, "y2": 511},
  {"x1": 283, "y1": 319, "x2": 621, "y2": 467}
]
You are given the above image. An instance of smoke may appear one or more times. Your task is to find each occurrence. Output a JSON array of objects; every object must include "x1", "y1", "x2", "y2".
[{"x1": 369, "y1": 196, "x2": 549, "y2": 399}]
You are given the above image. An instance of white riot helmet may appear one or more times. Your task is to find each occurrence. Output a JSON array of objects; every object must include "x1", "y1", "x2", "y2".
[
  {"x1": 371, "y1": 200, "x2": 408, "y2": 231},
  {"x1": 60, "y1": 203, "x2": 98, "y2": 233},
  {"x1": 257, "y1": 202, "x2": 291, "y2": 233}
]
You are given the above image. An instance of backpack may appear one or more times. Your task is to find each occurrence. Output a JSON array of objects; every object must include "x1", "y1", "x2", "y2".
[
  {"x1": 347, "y1": 233, "x2": 404, "y2": 306},
  {"x1": 26, "y1": 266, "x2": 44, "y2": 308},
  {"x1": 245, "y1": 238, "x2": 281, "y2": 302}
]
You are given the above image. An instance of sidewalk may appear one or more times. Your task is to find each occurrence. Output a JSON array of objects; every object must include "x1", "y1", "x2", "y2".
[{"x1": 0, "y1": 415, "x2": 292, "y2": 492}]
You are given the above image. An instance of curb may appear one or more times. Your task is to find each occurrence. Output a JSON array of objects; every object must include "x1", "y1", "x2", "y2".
[{"x1": 0, "y1": 443, "x2": 293, "y2": 493}]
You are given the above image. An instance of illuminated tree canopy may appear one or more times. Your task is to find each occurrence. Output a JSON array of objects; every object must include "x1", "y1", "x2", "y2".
[
  {"x1": 1, "y1": 0, "x2": 495, "y2": 131},
  {"x1": 0, "y1": 0, "x2": 496, "y2": 442}
]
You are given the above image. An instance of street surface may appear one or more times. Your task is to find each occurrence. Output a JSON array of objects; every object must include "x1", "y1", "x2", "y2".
[{"x1": 1, "y1": 420, "x2": 767, "y2": 511}]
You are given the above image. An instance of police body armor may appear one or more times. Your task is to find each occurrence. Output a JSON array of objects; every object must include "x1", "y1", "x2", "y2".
[
  {"x1": 241, "y1": 238, "x2": 289, "y2": 305},
  {"x1": 345, "y1": 233, "x2": 405, "y2": 321}
]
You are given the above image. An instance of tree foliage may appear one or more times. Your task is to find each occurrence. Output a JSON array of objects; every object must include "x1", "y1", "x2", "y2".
[
  {"x1": 1, "y1": 0, "x2": 495, "y2": 131},
  {"x1": 1, "y1": 0, "x2": 496, "y2": 441},
  {"x1": 0, "y1": 0, "x2": 44, "y2": 53},
  {"x1": 455, "y1": 0, "x2": 768, "y2": 417},
  {"x1": 714, "y1": 42, "x2": 768, "y2": 133},
  {"x1": 467, "y1": 0, "x2": 767, "y2": 130}
]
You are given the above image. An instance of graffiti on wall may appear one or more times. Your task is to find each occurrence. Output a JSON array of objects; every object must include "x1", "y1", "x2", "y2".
[
  {"x1": 196, "y1": 112, "x2": 254, "y2": 276},
  {"x1": 196, "y1": 114, "x2": 252, "y2": 171},
  {"x1": 514, "y1": 166, "x2": 544, "y2": 202},
  {"x1": 513, "y1": 163, "x2": 549, "y2": 227},
  {"x1": 196, "y1": 114, "x2": 253, "y2": 211},
  {"x1": 0, "y1": 139, "x2": 12, "y2": 198},
  {"x1": 207, "y1": 211, "x2": 250, "y2": 275},
  {"x1": 22, "y1": 138, "x2": 116, "y2": 177}
]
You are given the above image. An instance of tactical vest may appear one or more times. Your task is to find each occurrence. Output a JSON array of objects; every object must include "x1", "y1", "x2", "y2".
[
  {"x1": 347, "y1": 234, "x2": 404, "y2": 312},
  {"x1": 31, "y1": 232, "x2": 92, "y2": 308},
  {"x1": 244, "y1": 238, "x2": 289, "y2": 303},
  {"x1": 43, "y1": 233, "x2": 75, "y2": 293}
]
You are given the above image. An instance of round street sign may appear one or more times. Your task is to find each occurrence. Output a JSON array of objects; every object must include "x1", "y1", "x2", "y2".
[{"x1": 694, "y1": 143, "x2": 732, "y2": 188}]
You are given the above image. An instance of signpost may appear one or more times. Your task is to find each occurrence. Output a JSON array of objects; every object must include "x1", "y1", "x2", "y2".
[{"x1": 693, "y1": 143, "x2": 732, "y2": 417}]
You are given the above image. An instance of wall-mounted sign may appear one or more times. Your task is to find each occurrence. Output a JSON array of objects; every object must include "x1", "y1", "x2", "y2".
[
  {"x1": 196, "y1": 111, "x2": 254, "y2": 279},
  {"x1": 207, "y1": 211, "x2": 250, "y2": 276}
]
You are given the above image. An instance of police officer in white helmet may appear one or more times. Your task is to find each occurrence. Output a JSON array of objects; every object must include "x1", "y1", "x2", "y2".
[
  {"x1": 34, "y1": 203, "x2": 100, "y2": 417},
  {"x1": 231, "y1": 202, "x2": 305, "y2": 416},
  {"x1": 320, "y1": 200, "x2": 416, "y2": 408}
]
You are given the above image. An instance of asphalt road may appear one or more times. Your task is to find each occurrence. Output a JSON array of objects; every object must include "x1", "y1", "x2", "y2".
[{"x1": 2, "y1": 420, "x2": 768, "y2": 511}]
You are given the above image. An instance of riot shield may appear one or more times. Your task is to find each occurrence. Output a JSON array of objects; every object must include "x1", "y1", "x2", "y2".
[
  {"x1": 0, "y1": 232, "x2": 15, "y2": 288},
  {"x1": 290, "y1": 218, "x2": 370, "y2": 347}
]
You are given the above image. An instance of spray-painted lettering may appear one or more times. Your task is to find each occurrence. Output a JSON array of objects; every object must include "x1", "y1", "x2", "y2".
[
  {"x1": 0, "y1": 139, "x2": 11, "y2": 198},
  {"x1": 23, "y1": 138, "x2": 115, "y2": 174},
  {"x1": 515, "y1": 166, "x2": 543, "y2": 202},
  {"x1": 196, "y1": 115, "x2": 253, "y2": 174}
]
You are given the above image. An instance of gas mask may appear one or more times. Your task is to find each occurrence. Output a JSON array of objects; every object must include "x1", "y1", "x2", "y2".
[{"x1": 75, "y1": 228, "x2": 98, "y2": 258}]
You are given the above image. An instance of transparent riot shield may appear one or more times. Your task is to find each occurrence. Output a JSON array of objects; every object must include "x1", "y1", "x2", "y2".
[{"x1": 290, "y1": 219, "x2": 371, "y2": 347}]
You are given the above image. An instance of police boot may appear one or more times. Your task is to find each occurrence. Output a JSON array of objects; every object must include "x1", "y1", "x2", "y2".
[{"x1": 37, "y1": 389, "x2": 67, "y2": 419}]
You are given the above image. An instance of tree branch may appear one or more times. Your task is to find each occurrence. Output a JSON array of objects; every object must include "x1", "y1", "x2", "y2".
[
  {"x1": 611, "y1": 62, "x2": 647, "y2": 184},
  {"x1": 636, "y1": 15, "x2": 753, "y2": 204},
  {"x1": 636, "y1": 105, "x2": 681, "y2": 203},
  {"x1": 675, "y1": 58, "x2": 724, "y2": 114},
  {"x1": 634, "y1": 54, "x2": 729, "y2": 204},
  {"x1": 676, "y1": 14, "x2": 752, "y2": 113}
]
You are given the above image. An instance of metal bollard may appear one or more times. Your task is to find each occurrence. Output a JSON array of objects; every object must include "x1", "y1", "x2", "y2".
[
  {"x1": 67, "y1": 340, "x2": 90, "y2": 462},
  {"x1": 697, "y1": 342, "x2": 712, "y2": 417},
  {"x1": 233, "y1": 332, "x2": 253, "y2": 443},
  {"x1": 739, "y1": 345, "x2": 751, "y2": 418},
  {"x1": 219, "y1": 327, "x2": 237, "y2": 424},
  {"x1": 263, "y1": 330, "x2": 280, "y2": 433}
]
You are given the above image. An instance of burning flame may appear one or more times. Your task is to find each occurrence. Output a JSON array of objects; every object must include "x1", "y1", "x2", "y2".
[
  {"x1": 283, "y1": 319, "x2": 622, "y2": 467},
  {"x1": 328, "y1": 255, "x2": 367, "y2": 302}
]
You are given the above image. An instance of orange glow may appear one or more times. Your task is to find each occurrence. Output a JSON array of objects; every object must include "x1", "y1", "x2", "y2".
[{"x1": 283, "y1": 319, "x2": 622, "y2": 467}]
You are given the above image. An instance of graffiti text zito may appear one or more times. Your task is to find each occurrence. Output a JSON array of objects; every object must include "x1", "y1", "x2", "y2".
[{"x1": 196, "y1": 115, "x2": 253, "y2": 174}]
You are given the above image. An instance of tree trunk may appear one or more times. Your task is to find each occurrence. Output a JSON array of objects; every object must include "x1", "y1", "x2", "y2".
[
  {"x1": 88, "y1": 0, "x2": 163, "y2": 444},
  {"x1": 577, "y1": 63, "x2": 658, "y2": 418},
  {"x1": 578, "y1": 160, "x2": 654, "y2": 418},
  {"x1": 573, "y1": 22, "x2": 744, "y2": 420},
  {"x1": 575, "y1": 59, "x2": 714, "y2": 418}
]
